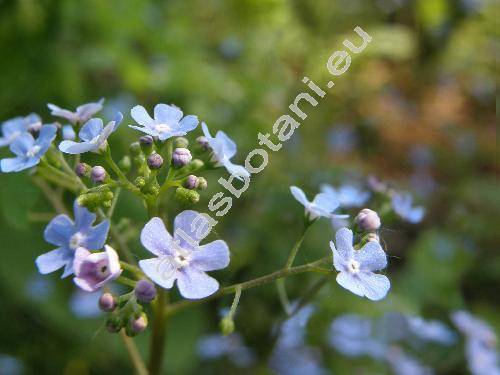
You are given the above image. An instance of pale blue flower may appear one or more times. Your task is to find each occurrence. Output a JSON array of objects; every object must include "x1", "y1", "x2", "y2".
[
  {"x1": 0, "y1": 113, "x2": 42, "y2": 147},
  {"x1": 321, "y1": 183, "x2": 370, "y2": 208},
  {"x1": 35, "y1": 200, "x2": 110, "y2": 278},
  {"x1": 130, "y1": 103, "x2": 198, "y2": 141},
  {"x1": 386, "y1": 347, "x2": 433, "y2": 375},
  {"x1": 62, "y1": 125, "x2": 76, "y2": 140},
  {"x1": 406, "y1": 316, "x2": 456, "y2": 345},
  {"x1": 330, "y1": 227, "x2": 390, "y2": 301},
  {"x1": 201, "y1": 122, "x2": 250, "y2": 179},
  {"x1": 290, "y1": 186, "x2": 349, "y2": 221},
  {"x1": 392, "y1": 192, "x2": 425, "y2": 223},
  {"x1": 197, "y1": 334, "x2": 255, "y2": 368},
  {"x1": 0, "y1": 125, "x2": 57, "y2": 173},
  {"x1": 277, "y1": 304, "x2": 315, "y2": 349},
  {"x1": 59, "y1": 112, "x2": 123, "y2": 154},
  {"x1": 48, "y1": 98, "x2": 104, "y2": 125},
  {"x1": 139, "y1": 211, "x2": 230, "y2": 299},
  {"x1": 329, "y1": 314, "x2": 387, "y2": 359}
]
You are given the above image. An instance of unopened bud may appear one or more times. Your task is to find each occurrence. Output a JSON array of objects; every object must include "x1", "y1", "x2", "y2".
[
  {"x1": 196, "y1": 136, "x2": 210, "y2": 150},
  {"x1": 172, "y1": 148, "x2": 192, "y2": 168},
  {"x1": 118, "y1": 156, "x2": 131, "y2": 172},
  {"x1": 135, "y1": 177, "x2": 146, "y2": 188},
  {"x1": 197, "y1": 177, "x2": 208, "y2": 190},
  {"x1": 140, "y1": 136, "x2": 154, "y2": 155},
  {"x1": 220, "y1": 316, "x2": 235, "y2": 336},
  {"x1": 127, "y1": 314, "x2": 148, "y2": 335},
  {"x1": 184, "y1": 175, "x2": 199, "y2": 190},
  {"x1": 175, "y1": 187, "x2": 200, "y2": 205},
  {"x1": 355, "y1": 208, "x2": 381, "y2": 231},
  {"x1": 106, "y1": 317, "x2": 122, "y2": 333},
  {"x1": 99, "y1": 293, "x2": 117, "y2": 312},
  {"x1": 91, "y1": 166, "x2": 107, "y2": 183},
  {"x1": 134, "y1": 279, "x2": 157, "y2": 303},
  {"x1": 75, "y1": 163, "x2": 91, "y2": 178},
  {"x1": 147, "y1": 153, "x2": 164, "y2": 170},
  {"x1": 174, "y1": 137, "x2": 189, "y2": 148},
  {"x1": 129, "y1": 142, "x2": 142, "y2": 156}
]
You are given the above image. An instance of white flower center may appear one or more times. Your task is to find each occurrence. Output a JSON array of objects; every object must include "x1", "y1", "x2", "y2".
[
  {"x1": 26, "y1": 145, "x2": 41, "y2": 158},
  {"x1": 69, "y1": 232, "x2": 86, "y2": 250},
  {"x1": 154, "y1": 123, "x2": 172, "y2": 134},
  {"x1": 347, "y1": 259, "x2": 361, "y2": 274},
  {"x1": 172, "y1": 248, "x2": 191, "y2": 268},
  {"x1": 156, "y1": 244, "x2": 192, "y2": 280}
]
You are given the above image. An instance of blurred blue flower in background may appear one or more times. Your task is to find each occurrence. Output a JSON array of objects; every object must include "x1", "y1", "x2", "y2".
[
  {"x1": 61, "y1": 125, "x2": 76, "y2": 141},
  {"x1": 197, "y1": 333, "x2": 255, "y2": 368},
  {"x1": 0, "y1": 113, "x2": 42, "y2": 147},
  {"x1": 48, "y1": 98, "x2": 104, "y2": 125},
  {"x1": 391, "y1": 192, "x2": 425, "y2": 223},
  {"x1": 321, "y1": 183, "x2": 370, "y2": 208},
  {"x1": 327, "y1": 125, "x2": 358, "y2": 154},
  {"x1": 69, "y1": 289, "x2": 102, "y2": 319},
  {"x1": 386, "y1": 346, "x2": 433, "y2": 375},
  {"x1": 0, "y1": 354, "x2": 24, "y2": 375},
  {"x1": 0, "y1": 125, "x2": 57, "y2": 173},
  {"x1": 406, "y1": 316, "x2": 457, "y2": 345},
  {"x1": 290, "y1": 186, "x2": 348, "y2": 221}
]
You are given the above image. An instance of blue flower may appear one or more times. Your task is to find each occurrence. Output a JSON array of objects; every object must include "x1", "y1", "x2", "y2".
[
  {"x1": 201, "y1": 122, "x2": 250, "y2": 179},
  {"x1": 61, "y1": 125, "x2": 76, "y2": 140},
  {"x1": 406, "y1": 316, "x2": 456, "y2": 345},
  {"x1": 0, "y1": 125, "x2": 57, "y2": 173},
  {"x1": 197, "y1": 334, "x2": 255, "y2": 368},
  {"x1": 391, "y1": 192, "x2": 425, "y2": 223},
  {"x1": 48, "y1": 98, "x2": 104, "y2": 125},
  {"x1": 59, "y1": 113, "x2": 123, "y2": 154},
  {"x1": 321, "y1": 183, "x2": 370, "y2": 208},
  {"x1": 35, "y1": 200, "x2": 110, "y2": 278},
  {"x1": 290, "y1": 186, "x2": 348, "y2": 221},
  {"x1": 0, "y1": 113, "x2": 42, "y2": 147},
  {"x1": 138, "y1": 211, "x2": 230, "y2": 299},
  {"x1": 386, "y1": 347, "x2": 433, "y2": 375},
  {"x1": 330, "y1": 227, "x2": 390, "y2": 301},
  {"x1": 129, "y1": 103, "x2": 198, "y2": 141}
]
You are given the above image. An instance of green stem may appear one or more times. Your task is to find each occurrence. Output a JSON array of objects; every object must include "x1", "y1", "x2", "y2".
[
  {"x1": 119, "y1": 330, "x2": 148, "y2": 375},
  {"x1": 149, "y1": 289, "x2": 168, "y2": 375},
  {"x1": 102, "y1": 149, "x2": 141, "y2": 196},
  {"x1": 228, "y1": 285, "x2": 242, "y2": 319},
  {"x1": 117, "y1": 276, "x2": 137, "y2": 288},
  {"x1": 120, "y1": 261, "x2": 144, "y2": 278},
  {"x1": 284, "y1": 221, "x2": 312, "y2": 269},
  {"x1": 107, "y1": 187, "x2": 121, "y2": 218}
]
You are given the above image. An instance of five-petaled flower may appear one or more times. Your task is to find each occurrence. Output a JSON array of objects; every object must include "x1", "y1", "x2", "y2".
[
  {"x1": 36, "y1": 200, "x2": 110, "y2": 278},
  {"x1": 138, "y1": 210, "x2": 230, "y2": 299},
  {"x1": 59, "y1": 113, "x2": 123, "y2": 154},
  {"x1": 201, "y1": 122, "x2": 250, "y2": 179},
  {"x1": 129, "y1": 103, "x2": 198, "y2": 141},
  {"x1": 330, "y1": 227, "x2": 390, "y2": 301},
  {"x1": 0, "y1": 113, "x2": 42, "y2": 147},
  {"x1": 0, "y1": 125, "x2": 57, "y2": 173},
  {"x1": 73, "y1": 245, "x2": 122, "y2": 292},
  {"x1": 48, "y1": 98, "x2": 104, "y2": 125},
  {"x1": 391, "y1": 192, "x2": 425, "y2": 223},
  {"x1": 290, "y1": 186, "x2": 348, "y2": 221}
]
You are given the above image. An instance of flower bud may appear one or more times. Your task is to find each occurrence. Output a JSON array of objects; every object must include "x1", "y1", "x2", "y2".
[
  {"x1": 75, "y1": 163, "x2": 91, "y2": 178},
  {"x1": 118, "y1": 156, "x2": 131, "y2": 172},
  {"x1": 174, "y1": 137, "x2": 189, "y2": 148},
  {"x1": 91, "y1": 166, "x2": 107, "y2": 183},
  {"x1": 184, "y1": 175, "x2": 199, "y2": 190},
  {"x1": 196, "y1": 136, "x2": 210, "y2": 150},
  {"x1": 147, "y1": 153, "x2": 164, "y2": 170},
  {"x1": 220, "y1": 316, "x2": 235, "y2": 336},
  {"x1": 129, "y1": 141, "x2": 142, "y2": 156},
  {"x1": 188, "y1": 159, "x2": 204, "y2": 170},
  {"x1": 196, "y1": 177, "x2": 208, "y2": 190},
  {"x1": 99, "y1": 293, "x2": 117, "y2": 312},
  {"x1": 355, "y1": 208, "x2": 381, "y2": 231},
  {"x1": 106, "y1": 317, "x2": 122, "y2": 333},
  {"x1": 134, "y1": 279, "x2": 157, "y2": 303},
  {"x1": 139, "y1": 135, "x2": 154, "y2": 155},
  {"x1": 172, "y1": 148, "x2": 192, "y2": 168},
  {"x1": 135, "y1": 177, "x2": 146, "y2": 188},
  {"x1": 175, "y1": 187, "x2": 200, "y2": 205},
  {"x1": 127, "y1": 314, "x2": 148, "y2": 335}
]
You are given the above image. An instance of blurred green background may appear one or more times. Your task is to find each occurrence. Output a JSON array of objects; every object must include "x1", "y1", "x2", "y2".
[{"x1": 0, "y1": 0, "x2": 497, "y2": 374}]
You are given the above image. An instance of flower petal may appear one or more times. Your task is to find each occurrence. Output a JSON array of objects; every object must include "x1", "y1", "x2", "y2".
[
  {"x1": 131, "y1": 105, "x2": 154, "y2": 127},
  {"x1": 358, "y1": 273, "x2": 390, "y2": 301},
  {"x1": 10, "y1": 133, "x2": 35, "y2": 157},
  {"x1": 191, "y1": 240, "x2": 230, "y2": 271},
  {"x1": 83, "y1": 220, "x2": 110, "y2": 250},
  {"x1": 177, "y1": 267, "x2": 219, "y2": 299},
  {"x1": 73, "y1": 201, "x2": 97, "y2": 230},
  {"x1": 312, "y1": 192, "x2": 340, "y2": 213},
  {"x1": 35, "y1": 247, "x2": 71, "y2": 275},
  {"x1": 215, "y1": 130, "x2": 237, "y2": 158},
  {"x1": 79, "y1": 118, "x2": 103, "y2": 142},
  {"x1": 44, "y1": 214, "x2": 74, "y2": 246},
  {"x1": 154, "y1": 103, "x2": 183, "y2": 124},
  {"x1": 1, "y1": 157, "x2": 27, "y2": 173},
  {"x1": 290, "y1": 186, "x2": 309, "y2": 207},
  {"x1": 222, "y1": 160, "x2": 250, "y2": 179},
  {"x1": 173, "y1": 210, "x2": 214, "y2": 249},
  {"x1": 139, "y1": 258, "x2": 177, "y2": 289},
  {"x1": 335, "y1": 227, "x2": 354, "y2": 259},
  {"x1": 140, "y1": 217, "x2": 173, "y2": 256},
  {"x1": 336, "y1": 272, "x2": 364, "y2": 297},
  {"x1": 355, "y1": 241, "x2": 387, "y2": 271},
  {"x1": 178, "y1": 115, "x2": 199, "y2": 133},
  {"x1": 59, "y1": 140, "x2": 96, "y2": 154}
]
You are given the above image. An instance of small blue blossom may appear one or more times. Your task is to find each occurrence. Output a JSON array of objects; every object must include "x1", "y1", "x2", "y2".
[
  {"x1": 330, "y1": 227, "x2": 390, "y2": 301},
  {"x1": 321, "y1": 183, "x2": 370, "y2": 208},
  {"x1": 201, "y1": 122, "x2": 250, "y2": 179},
  {"x1": 0, "y1": 125, "x2": 57, "y2": 173},
  {"x1": 69, "y1": 289, "x2": 103, "y2": 318},
  {"x1": 0, "y1": 113, "x2": 42, "y2": 147},
  {"x1": 61, "y1": 125, "x2": 76, "y2": 140},
  {"x1": 129, "y1": 103, "x2": 198, "y2": 141},
  {"x1": 391, "y1": 192, "x2": 425, "y2": 223},
  {"x1": 35, "y1": 200, "x2": 110, "y2": 278},
  {"x1": 138, "y1": 211, "x2": 230, "y2": 299},
  {"x1": 386, "y1": 347, "x2": 433, "y2": 375},
  {"x1": 48, "y1": 98, "x2": 104, "y2": 125},
  {"x1": 0, "y1": 354, "x2": 24, "y2": 375},
  {"x1": 277, "y1": 304, "x2": 315, "y2": 349},
  {"x1": 406, "y1": 316, "x2": 457, "y2": 345},
  {"x1": 290, "y1": 186, "x2": 349, "y2": 221},
  {"x1": 197, "y1": 334, "x2": 255, "y2": 368},
  {"x1": 59, "y1": 113, "x2": 123, "y2": 154}
]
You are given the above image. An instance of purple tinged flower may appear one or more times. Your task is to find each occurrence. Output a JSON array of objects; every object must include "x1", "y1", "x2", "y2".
[
  {"x1": 62, "y1": 125, "x2": 76, "y2": 140},
  {"x1": 201, "y1": 122, "x2": 250, "y2": 180},
  {"x1": 47, "y1": 98, "x2": 104, "y2": 125},
  {"x1": 35, "y1": 200, "x2": 110, "y2": 278},
  {"x1": 129, "y1": 314, "x2": 148, "y2": 334},
  {"x1": 0, "y1": 113, "x2": 42, "y2": 147},
  {"x1": 0, "y1": 125, "x2": 57, "y2": 173},
  {"x1": 406, "y1": 316, "x2": 456, "y2": 345},
  {"x1": 321, "y1": 183, "x2": 370, "y2": 208},
  {"x1": 330, "y1": 227, "x2": 390, "y2": 301},
  {"x1": 147, "y1": 153, "x2": 164, "y2": 169},
  {"x1": 129, "y1": 103, "x2": 198, "y2": 141},
  {"x1": 391, "y1": 192, "x2": 425, "y2": 223},
  {"x1": 59, "y1": 112, "x2": 123, "y2": 154},
  {"x1": 138, "y1": 211, "x2": 230, "y2": 299},
  {"x1": 197, "y1": 334, "x2": 255, "y2": 368},
  {"x1": 290, "y1": 186, "x2": 349, "y2": 221},
  {"x1": 73, "y1": 246, "x2": 122, "y2": 292}
]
